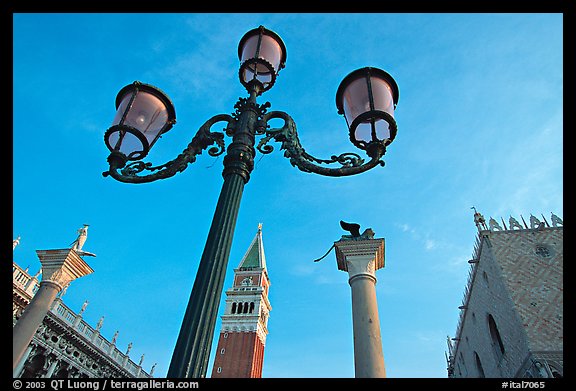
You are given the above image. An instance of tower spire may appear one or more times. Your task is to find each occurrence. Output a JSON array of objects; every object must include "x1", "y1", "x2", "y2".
[{"x1": 238, "y1": 224, "x2": 267, "y2": 270}]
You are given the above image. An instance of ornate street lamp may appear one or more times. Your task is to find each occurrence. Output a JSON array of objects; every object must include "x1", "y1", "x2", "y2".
[
  {"x1": 238, "y1": 25, "x2": 286, "y2": 94},
  {"x1": 336, "y1": 67, "x2": 399, "y2": 155},
  {"x1": 102, "y1": 25, "x2": 399, "y2": 378},
  {"x1": 105, "y1": 82, "x2": 176, "y2": 166}
]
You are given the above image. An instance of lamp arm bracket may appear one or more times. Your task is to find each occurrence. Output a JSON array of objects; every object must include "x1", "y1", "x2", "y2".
[
  {"x1": 257, "y1": 111, "x2": 386, "y2": 177},
  {"x1": 104, "y1": 114, "x2": 234, "y2": 183}
]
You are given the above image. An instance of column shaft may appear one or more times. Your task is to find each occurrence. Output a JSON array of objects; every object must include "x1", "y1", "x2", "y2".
[
  {"x1": 349, "y1": 274, "x2": 386, "y2": 378},
  {"x1": 335, "y1": 238, "x2": 386, "y2": 378},
  {"x1": 13, "y1": 249, "x2": 93, "y2": 372},
  {"x1": 12, "y1": 281, "x2": 61, "y2": 370},
  {"x1": 13, "y1": 344, "x2": 34, "y2": 377},
  {"x1": 45, "y1": 357, "x2": 59, "y2": 378}
]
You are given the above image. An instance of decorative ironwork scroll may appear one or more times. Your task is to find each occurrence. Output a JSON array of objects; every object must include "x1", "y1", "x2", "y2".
[
  {"x1": 103, "y1": 114, "x2": 234, "y2": 183},
  {"x1": 257, "y1": 111, "x2": 387, "y2": 177}
]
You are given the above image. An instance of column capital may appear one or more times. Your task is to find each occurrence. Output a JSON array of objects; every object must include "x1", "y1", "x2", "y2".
[
  {"x1": 335, "y1": 238, "x2": 384, "y2": 281},
  {"x1": 36, "y1": 249, "x2": 94, "y2": 290}
]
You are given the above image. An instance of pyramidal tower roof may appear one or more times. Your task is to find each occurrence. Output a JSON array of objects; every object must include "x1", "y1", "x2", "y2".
[{"x1": 238, "y1": 223, "x2": 267, "y2": 270}]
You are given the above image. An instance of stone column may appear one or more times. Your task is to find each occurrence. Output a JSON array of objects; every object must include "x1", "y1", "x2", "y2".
[
  {"x1": 44, "y1": 356, "x2": 59, "y2": 378},
  {"x1": 13, "y1": 344, "x2": 35, "y2": 377},
  {"x1": 13, "y1": 249, "x2": 93, "y2": 370},
  {"x1": 335, "y1": 238, "x2": 386, "y2": 378}
]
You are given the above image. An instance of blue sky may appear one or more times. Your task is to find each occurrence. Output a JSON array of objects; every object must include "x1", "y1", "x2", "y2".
[{"x1": 12, "y1": 13, "x2": 563, "y2": 378}]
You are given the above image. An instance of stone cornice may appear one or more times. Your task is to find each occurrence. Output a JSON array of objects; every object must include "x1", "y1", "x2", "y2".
[
  {"x1": 36, "y1": 249, "x2": 94, "y2": 290},
  {"x1": 219, "y1": 320, "x2": 269, "y2": 344},
  {"x1": 334, "y1": 238, "x2": 385, "y2": 274},
  {"x1": 40, "y1": 312, "x2": 149, "y2": 378}
]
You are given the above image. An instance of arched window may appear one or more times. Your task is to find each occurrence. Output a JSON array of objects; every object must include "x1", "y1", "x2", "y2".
[
  {"x1": 54, "y1": 365, "x2": 70, "y2": 378},
  {"x1": 21, "y1": 352, "x2": 45, "y2": 378},
  {"x1": 474, "y1": 352, "x2": 485, "y2": 378},
  {"x1": 551, "y1": 369, "x2": 563, "y2": 378},
  {"x1": 483, "y1": 271, "x2": 490, "y2": 287},
  {"x1": 459, "y1": 352, "x2": 467, "y2": 376},
  {"x1": 546, "y1": 362, "x2": 562, "y2": 378},
  {"x1": 249, "y1": 302, "x2": 255, "y2": 313},
  {"x1": 231, "y1": 302, "x2": 237, "y2": 314},
  {"x1": 243, "y1": 302, "x2": 248, "y2": 314},
  {"x1": 488, "y1": 314, "x2": 505, "y2": 360}
]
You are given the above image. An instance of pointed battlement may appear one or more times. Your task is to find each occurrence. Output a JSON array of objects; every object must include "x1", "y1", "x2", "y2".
[{"x1": 473, "y1": 209, "x2": 563, "y2": 234}]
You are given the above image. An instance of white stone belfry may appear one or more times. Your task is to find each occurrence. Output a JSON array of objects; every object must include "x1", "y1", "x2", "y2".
[{"x1": 334, "y1": 234, "x2": 386, "y2": 378}]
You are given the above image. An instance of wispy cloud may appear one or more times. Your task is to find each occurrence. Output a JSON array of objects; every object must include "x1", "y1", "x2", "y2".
[
  {"x1": 424, "y1": 239, "x2": 437, "y2": 251},
  {"x1": 394, "y1": 222, "x2": 471, "y2": 275},
  {"x1": 290, "y1": 259, "x2": 346, "y2": 286},
  {"x1": 489, "y1": 110, "x2": 563, "y2": 218},
  {"x1": 290, "y1": 262, "x2": 315, "y2": 277},
  {"x1": 395, "y1": 222, "x2": 440, "y2": 253}
]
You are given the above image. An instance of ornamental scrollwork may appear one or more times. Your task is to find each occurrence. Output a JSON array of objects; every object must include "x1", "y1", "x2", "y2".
[
  {"x1": 104, "y1": 114, "x2": 233, "y2": 183},
  {"x1": 231, "y1": 98, "x2": 271, "y2": 135},
  {"x1": 257, "y1": 110, "x2": 387, "y2": 177}
]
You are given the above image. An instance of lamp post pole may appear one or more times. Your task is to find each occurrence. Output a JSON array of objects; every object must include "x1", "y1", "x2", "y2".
[
  {"x1": 167, "y1": 87, "x2": 261, "y2": 378},
  {"x1": 102, "y1": 26, "x2": 399, "y2": 378}
]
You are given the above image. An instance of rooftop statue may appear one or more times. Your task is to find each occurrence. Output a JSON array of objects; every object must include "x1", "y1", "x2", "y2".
[
  {"x1": 79, "y1": 300, "x2": 89, "y2": 315},
  {"x1": 313, "y1": 220, "x2": 375, "y2": 263},
  {"x1": 471, "y1": 207, "x2": 488, "y2": 231},
  {"x1": 13, "y1": 236, "x2": 21, "y2": 251},
  {"x1": 340, "y1": 220, "x2": 375, "y2": 241},
  {"x1": 70, "y1": 224, "x2": 96, "y2": 257}
]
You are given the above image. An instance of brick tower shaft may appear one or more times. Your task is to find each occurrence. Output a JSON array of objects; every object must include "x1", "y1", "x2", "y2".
[{"x1": 211, "y1": 224, "x2": 271, "y2": 378}]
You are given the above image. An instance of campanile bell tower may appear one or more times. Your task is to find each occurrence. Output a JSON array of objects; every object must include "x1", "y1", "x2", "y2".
[{"x1": 211, "y1": 224, "x2": 271, "y2": 378}]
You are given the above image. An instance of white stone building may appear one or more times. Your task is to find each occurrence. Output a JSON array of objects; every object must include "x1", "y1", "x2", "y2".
[
  {"x1": 13, "y1": 239, "x2": 156, "y2": 378},
  {"x1": 446, "y1": 211, "x2": 563, "y2": 378}
]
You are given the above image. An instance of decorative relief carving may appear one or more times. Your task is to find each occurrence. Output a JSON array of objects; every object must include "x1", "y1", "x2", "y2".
[
  {"x1": 334, "y1": 238, "x2": 384, "y2": 274},
  {"x1": 36, "y1": 249, "x2": 94, "y2": 290},
  {"x1": 345, "y1": 256, "x2": 377, "y2": 281}
]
